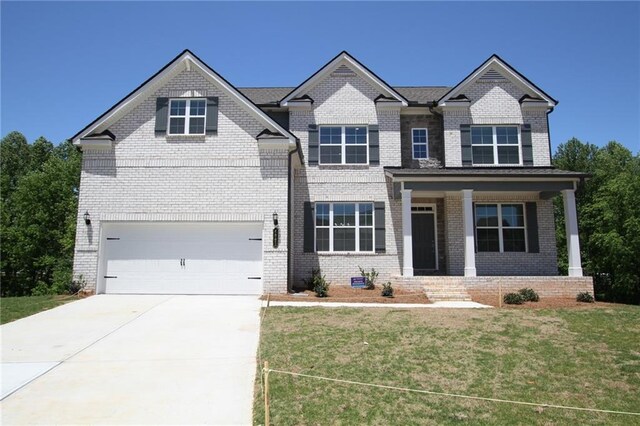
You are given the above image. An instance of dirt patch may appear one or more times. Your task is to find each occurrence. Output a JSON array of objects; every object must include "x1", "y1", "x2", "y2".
[
  {"x1": 469, "y1": 293, "x2": 613, "y2": 309},
  {"x1": 264, "y1": 286, "x2": 430, "y2": 304}
]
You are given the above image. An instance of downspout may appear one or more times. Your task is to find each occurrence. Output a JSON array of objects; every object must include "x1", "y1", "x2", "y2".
[
  {"x1": 287, "y1": 138, "x2": 302, "y2": 293},
  {"x1": 546, "y1": 106, "x2": 555, "y2": 167}
]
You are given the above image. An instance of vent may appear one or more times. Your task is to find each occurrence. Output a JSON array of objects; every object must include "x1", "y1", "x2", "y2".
[
  {"x1": 478, "y1": 68, "x2": 506, "y2": 81},
  {"x1": 331, "y1": 64, "x2": 356, "y2": 77}
]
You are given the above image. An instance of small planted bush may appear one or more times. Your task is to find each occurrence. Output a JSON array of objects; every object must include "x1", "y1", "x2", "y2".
[
  {"x1": 518, "y1": 288, "x2": 539, "y2": 302},
  {"x1": 576, "y1": 292, "x2": 595, "y2": 303},
  {"x1": 303, "y1": 269, "x2": 330, "y2": 298},
  {"x1": 503, "y1": 292, "x2": 525, "y2": 305},
  {"x1": 358, "y1": 266, "x2": 379, "y2": 290},
  {"x1": 381, "y1": 282, "x2": 394, "y2": 298}
]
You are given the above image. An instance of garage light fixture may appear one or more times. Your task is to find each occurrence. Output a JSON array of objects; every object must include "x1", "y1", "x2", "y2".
[{"x1": 83, "y1": 211, "x2": 91, "y2": 225}]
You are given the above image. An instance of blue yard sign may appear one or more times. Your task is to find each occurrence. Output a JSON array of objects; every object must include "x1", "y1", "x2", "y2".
[{"x1": 351, "y1": 277, "x2": 366, "y2": 288}]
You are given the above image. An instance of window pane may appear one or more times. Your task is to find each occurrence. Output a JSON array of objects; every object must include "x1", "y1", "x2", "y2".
[
  {"x1": 477, "y1": 228, "x2": 500, "y2": 252},
  {"x1": 189, "y1": 117, "x2": 205, "y2": 134},
  {"x1": 345, "y1": 127, "x2": 367, "y2": 144},
  {"x1": 316, "y1": 228, "x2": 330, "y2": 251},
  {"x1": 496, "y1": 126, "x2": 518, "y2": 144},
  {"x1": 503, "y1": 229, "x2": 526, "y2": 252},
  {"x1": 190, "y1": 100, "x2": 206, "y2": 116},
  {"x1": 320, "y1": 146, "x2": 342, "y2": 164},
  {"x1": 413, "y1": 144, "x2": 427, "y2": 159},
  {"x1": 497, "y1": 146, "x2": 519, "y2": 164},
  {"x1": 345, "y1": 146, "x2": 367, "y2": 164},
  {"x1": 359, "y1": 203, "x2": 373, "y2": 226},
  {"x1": 169, "y1": 117, "x2": 185, "y2": 134},
  {"x1": 472, "y1": 146, "x2": 494, "y2": 164},
  {"x1": 334, "y1": 228, "x2": 356, "y2": 251},
  {"x1": 320, "y1": 127, "x2": 342, "y2": 144},
  {"x1": 412, "y1": 129, "x2": 427, "y2": 143},
  {"x1": 501, "y1": 204, "x2": 524, "y2": 227},
  {"x1": 316, "y1": 203, "x2": 330, "y2": 226},
  {"x1": 476, "y1": 205, "x2": 498, "y2": 227},
  {"x1": 170, "y1": 100, "x2": 186, "y2": 116},
  {"x1": 334, "y1": 204, "x2": 355, "y2": 226},
  {"x1": 472, "y1": 127, "x2": 493, "y2": 144},
  {"x1": 359, "y1": 228, "x2": 373, "y2": 252}
]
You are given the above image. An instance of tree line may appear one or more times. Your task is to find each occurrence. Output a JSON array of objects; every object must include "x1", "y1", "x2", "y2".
[{"x1": 1, "y1": 132, "x2": 638, "y2": 303}]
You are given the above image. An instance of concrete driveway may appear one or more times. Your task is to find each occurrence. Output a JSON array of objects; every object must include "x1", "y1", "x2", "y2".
[{"x1": 1, "y1": 295, "x2": 262, "y2": 425}]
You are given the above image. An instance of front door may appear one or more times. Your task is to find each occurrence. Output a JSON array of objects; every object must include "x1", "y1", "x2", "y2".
[{"x1": 412, "y1": 207, "x2": 437, "y2": 273}]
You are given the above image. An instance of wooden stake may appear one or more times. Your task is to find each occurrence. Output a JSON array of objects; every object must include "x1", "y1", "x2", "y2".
[{"x1": 264, "y1": 361, "x2": 270, "y2": 426}]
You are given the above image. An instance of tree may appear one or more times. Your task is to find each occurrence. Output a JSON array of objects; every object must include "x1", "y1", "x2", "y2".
[{"x1": 553, "y1": 139, "x2": 640, "y2": 304}]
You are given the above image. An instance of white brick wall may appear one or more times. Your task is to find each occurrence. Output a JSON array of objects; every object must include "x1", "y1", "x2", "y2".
[
  {"x1": 443, "y1": 80, "x2": 552, "y2": 167},
  {"x1": 73, "y1": 69, "x2": 289, "y2": 294}
]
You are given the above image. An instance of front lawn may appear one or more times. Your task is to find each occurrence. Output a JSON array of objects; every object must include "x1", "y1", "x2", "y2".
[
  {"x1": 255, "y1": 305, "x2": 640, "y2": 425},
  {"x1": 0, "y1": 295, "x2": 80, "y2": 324}
]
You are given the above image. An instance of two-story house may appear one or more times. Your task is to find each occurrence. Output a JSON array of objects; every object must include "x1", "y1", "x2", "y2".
[{"x1": 71, "y1": 50, "x2": 593, "y2": 299}]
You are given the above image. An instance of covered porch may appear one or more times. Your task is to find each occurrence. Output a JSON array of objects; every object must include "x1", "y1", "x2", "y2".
[{"x1": 385, "y1": 168, "x2": 588, "y2": 279}]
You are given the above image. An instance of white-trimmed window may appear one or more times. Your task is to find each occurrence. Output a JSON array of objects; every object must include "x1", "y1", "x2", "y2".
[
  {"x1": 319, "y1": 126, "x2": 368, "y2": 164},
  {"x1": 475, "y1": 203, "x2": 526, "y2": 252},
  {"x1": 315, "y1": 203, "x2": 374, "y2": 252},
  {"x1": 168, "y1": 99, "x2": 206, "y2": 135},
  {"x1": 471, "y1": 126, "x2": 520, "y2": 165},
  {"x1": 412, "y1": 128, "x2": 429, "y2": 159}
]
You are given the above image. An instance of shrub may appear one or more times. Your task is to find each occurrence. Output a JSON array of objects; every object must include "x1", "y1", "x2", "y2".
[
  {"x1": 518, "y1": 288, "x2": 539, "y2": 302},
  {"x1": 358, "y1": 266, "x2": 379, "y2": 290},
  {"x1": 303, "y1": 269, "x2": 330, "y2": 297},
  {"x1": 381, "y1": 282, "x2": 394, "y2": 298},
  {"x1": 576, "y1": 292, "x2": 595, "y2": 303},
  {"x1": 69, "y1": 275, "x2": 87, "y2": 295},
  {"x1": 503, "y1": 292, "x2": 525, "y2": 305}
]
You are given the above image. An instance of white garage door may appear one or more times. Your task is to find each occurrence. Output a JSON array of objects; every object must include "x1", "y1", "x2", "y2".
[{"x1": 101, "y1": 222, "x2": 263, "y2": 295}]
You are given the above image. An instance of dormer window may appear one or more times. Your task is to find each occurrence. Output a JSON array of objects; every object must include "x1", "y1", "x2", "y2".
[
  {"x1": 168, "y1": 99, "x2": 206, "y2": 135},
  {"x1": 319, "y1": 126, "x2": 368, "y2": 164},
  {"x1": 471, "y1": 125, "x2": 520, "y2": 165}
]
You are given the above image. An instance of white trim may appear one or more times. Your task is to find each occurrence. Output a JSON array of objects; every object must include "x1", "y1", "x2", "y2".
[
  {"x1": 318, "y1": 125, "x2": 369, "y2": 165},
  {"x1": 384, "y1": 173, "x2": 582, "y2": 184},
  {"x1": 77, "y1": 138, "x2": 113, "y2": 149},
  {"x1": 314, "y1": 202, "x2": 375, "y2": 253},
  {"x1": 438, "y1": 56, "x2": 556, "y2": 108},
  {"x1": 411, "y1": 128, "x2": 429, "y2": 160},
  {"x1": 470, "y1": 125, "x2": 522, "y2": 166},
  {"x1": 282, "y1": 53, "x2": 408, "y2": 107},
  {"x1": 410, "y1": 203, "x2": 439, "y2": 271},
  {"x1": 73, "y1": 51, "x2": 296, "y2": 145},
  {"x1": 475, "y1": 203, "x2": 527, "y2": 253}
]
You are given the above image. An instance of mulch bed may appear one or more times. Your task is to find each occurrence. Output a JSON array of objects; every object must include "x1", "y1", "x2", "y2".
[
  {"x1": 469, "y1": 294, "x2": 611, "y2": 309},
  {"x1": 264, "y1": 286, "x2": 430, "y2": 304}
]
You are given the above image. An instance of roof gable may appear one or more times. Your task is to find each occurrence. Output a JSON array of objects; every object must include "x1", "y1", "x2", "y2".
[
  {"x1": 438, "y1": 54, "x2": 557, "y2": 108},
  {"x1": 71, "y1": 50, "x2": 296, "y2": 144},
  {"x1": 281, "y1": 51, "x2": 408, "y2": 107}
]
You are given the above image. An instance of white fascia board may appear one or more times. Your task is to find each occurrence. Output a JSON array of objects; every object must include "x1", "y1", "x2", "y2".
[
  {"x1": 385, "y1": 174, "x2": 582, "y2": 183},
  {"x1": 282, "y1": 53, "x2": 408, "y2": 107},
  {"x1": 438, "y1": 57, "x2": 556, "y2": 108}
]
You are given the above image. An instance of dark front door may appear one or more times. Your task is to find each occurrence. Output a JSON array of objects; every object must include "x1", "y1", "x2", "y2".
[{"x1": 412, "y1": 212, "x2": 436, "y2": 272}]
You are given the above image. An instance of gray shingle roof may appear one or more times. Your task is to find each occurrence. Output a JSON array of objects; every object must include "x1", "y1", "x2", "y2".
[
  {"x1": 238, "y1": 86, "x2": 451, "y2": 106},
  {"x1": 384, "y1": 167, "x2": 588, "y2": 178}
]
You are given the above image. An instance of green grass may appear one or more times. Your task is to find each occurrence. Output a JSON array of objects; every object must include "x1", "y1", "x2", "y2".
[
  {"x1": 0, "y1": 295, "x2": 79, "y2": 324},
  {"x1": 254, "y1": 305, "x2": 640, "y2": 425}
]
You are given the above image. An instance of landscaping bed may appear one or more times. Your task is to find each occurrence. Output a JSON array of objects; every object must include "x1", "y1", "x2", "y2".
[
  {"x1": 468, "y1": 293, "x2": 611, "y2": 309},
  {"x1": 264, "y1": 286, "x2": 430, "y2": 304}
]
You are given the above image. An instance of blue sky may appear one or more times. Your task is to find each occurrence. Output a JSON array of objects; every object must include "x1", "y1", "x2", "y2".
[{"x1": 1, "y1": 1, "x2": 638, "y2": 154}]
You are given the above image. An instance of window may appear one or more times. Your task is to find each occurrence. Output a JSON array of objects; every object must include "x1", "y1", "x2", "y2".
[
  {"x1": 168, "y1": 99, "x2": 206, "y2": 135},
  {"x1": 319, "y1": 126, "x2": 368, "y2": 164},
  {"x1": 315, "y1": 203, "x2": 374, "y2": 252},
  {"x1": 412, "y1": 128, "x2": 429, "y2": 159},
  {"x1": 471, "y1": 126, "x2": 520, "y2": 165},
  {"x1": 475, "y1": 204, "x2": 526, "y2": 252}
]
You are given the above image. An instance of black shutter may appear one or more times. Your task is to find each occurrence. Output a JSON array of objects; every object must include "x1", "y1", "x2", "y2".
[
  {"x1": 155, "y1": 98, "x2": 169, "y2": 134},
  {"x1": 369, "y1": 125, "x2": 380, "y2": 165},
  {"x1": 206, "y1": 97, "x2": 219, "y2": 135},
  {"x1": 472, "y1": 202, "x2": 477, "y2": 253},
  {"x1": 303, "y1": 202, "x2": 315, "y2": 252},
  {"x1": 525, "y1": 202, "x2": 539, "y2": 253},
  {"x1": 461, "y1": 124, "x2": 472, "y2": 166},
  {"x1": 308, "y1": 125, "x2": 319, "y2": 165},
  {"x1": 521, "y1": 124, "x2": 533, "y2": 165},
  {"x1": 374, "y1": 202, "x2": 385, "y2": 253}
]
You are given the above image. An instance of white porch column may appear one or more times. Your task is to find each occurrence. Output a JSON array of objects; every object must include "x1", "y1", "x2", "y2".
[
  {"x1": 462, "y1": 189, "x2": 477, "y2": 277},
  {"x1": 562, "y1": 189, "x2": 583, "y2": 277},
  {"x1": 401, "y1": 189, "x2": 413, "y2": 276}
]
